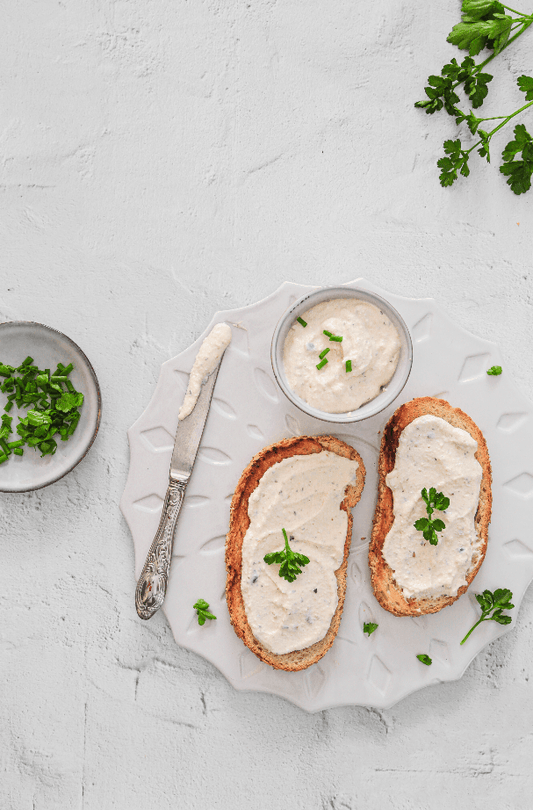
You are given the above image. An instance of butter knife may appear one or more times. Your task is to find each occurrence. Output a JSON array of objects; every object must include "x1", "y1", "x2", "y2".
[{"x1": 135, "y1": 350, "x2": 227, "y2": 620}]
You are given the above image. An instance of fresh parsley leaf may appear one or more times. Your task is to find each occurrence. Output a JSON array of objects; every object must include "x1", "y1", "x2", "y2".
[
  {"x1": 416, "y1": 654, "x2": 432, "y2": 666},
  {"x1": 193, "y1": 598, "x2": 217, "y2": 626},
  {"x1": 438, "y1": 139, "x2": 471, "y2": 187},
  {"x1": 415, "y1": 68, "x2": 461, "y2": 116},
  {"x1": 518, "y1": 74, "x2": 533, "y2": 101},
  {"x1": 500, "y1": 123, "x2": 533, "y2": 194},
  {"x1": 448, "y1": 0, "x2": 515, "y2": 57},
  {"x1": 414, "y1": 488, "x2": 450, "y2": 545},
  {"x1": 264, "y1": 528, "x2": 310, "y2": 583},
  {"x1": 363, "y1": 622, "x2": 378, "y2": 636},
  {"x1": 461, "y1": 0, "x2": 506, "y2": 21},
  {"x1": 487, "y1": 365, "x2": 502, "y2": 375},
  {"x1": 477, "y1": 128, "x2": 492, "y2": 161},
  {"x1": 460, "y1": 588, "x2": 514, "y2": 644},
  {"x1": 466, "y1": 71, "x2": 493, "y2": 108}
]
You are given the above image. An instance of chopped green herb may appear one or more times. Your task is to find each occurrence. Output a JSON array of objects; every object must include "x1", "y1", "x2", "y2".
[
  {"x1": 414, "y1": 487, "x2": 450, "y2": 546},
  {"x1": 323, "y1": 330, "x2": 333, "y2": 338},
  {"x1": 329, "y1": 335, "x2": 343, "y2": 342},
  {"x1": 319, "y1": 348, "x2": 330, "y2": 360},
  {"x1": 296, "y1": 316, "x2": 307, "y2": 328},
  {"x1": 363, "y1": 622, "x2": 378, "y2": 636},
  {"x1": 316, "y1": 358, "x2": 328, "y2": 370},
  {"x1": 193, "y1": 598, "x2": 217, "y2": 626},
  {"x1": 7, "y1": 440, "x2": 24, "y2": 449},
  {"x1": 264, "y1": 528, "x2": 310, "y2": 583},
  {"x1": 345, "y1": 360, "x2": 352, "y2": 373},
  {"x1": 416, "y1": 654, "x2": 432, "y2": 666},
  {"x1": 487, "y1": 365, "x2": 502, "y2": 375},
  {"x1": 460, "y1": 588, "x2": 514, "y2": 644},
  {"x1": 0, "y1": 357, "x2": 84, "y2": 459}
]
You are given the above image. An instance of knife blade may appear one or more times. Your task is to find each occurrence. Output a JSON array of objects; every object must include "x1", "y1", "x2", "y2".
[{"x1": 135, "y1": 348, "x2": 227, "y2": 620}]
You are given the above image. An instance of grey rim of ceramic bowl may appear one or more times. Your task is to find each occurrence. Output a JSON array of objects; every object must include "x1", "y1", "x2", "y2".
[
  {"x1": 270, "y1": 287, "x2": 413, "y2": 424},
  {"x1": 0, "y1": 320, "x2": 102, "y2": 493}
]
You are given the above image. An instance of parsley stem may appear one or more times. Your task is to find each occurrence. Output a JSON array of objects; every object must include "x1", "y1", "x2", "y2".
[
  {"x1": 462, "y1": 99, "x2": 533, "y2": 158},
  {"x1": 485, "y1": 99, "x2": 533, "y2": 137},
  {"x1": 502, "y1": 6, "x2": 530, "y2": 18},
  {"x1": 460, "y1": 617, "x2": 484, "y2": 645}
]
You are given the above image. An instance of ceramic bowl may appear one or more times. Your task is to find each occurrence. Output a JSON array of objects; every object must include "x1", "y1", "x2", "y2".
[
  {"x1": 0, "y1": 321, "x2": 101, "y2": 492},
  {"x1": 270, "y1": 286, "x2": 413, "y2": 423}
]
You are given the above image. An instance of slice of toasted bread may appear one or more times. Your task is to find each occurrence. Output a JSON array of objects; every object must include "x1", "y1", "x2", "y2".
[
  {"x1": 225, "y1": 435, "x2": 366, "y2": 671},
  {"x1": 369, "y1": 397, "x2": 492, "y2": 617}
]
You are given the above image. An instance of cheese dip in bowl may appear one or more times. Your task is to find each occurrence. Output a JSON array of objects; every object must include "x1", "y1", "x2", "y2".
[{"x1": 271, "y1": 287, "x2": 412, "y2": 423}]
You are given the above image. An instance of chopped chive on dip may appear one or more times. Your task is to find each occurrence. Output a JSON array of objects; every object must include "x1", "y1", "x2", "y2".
[
  {"x1": 345, "y1": 360, "x2": 352, "y2": 373},
  {"x1": 316, "y1": 358, "x2": 328, "y2": 370},
  {"x1": 319, "y1": 348, "x2": 330, "y2": 360},
  {"x1": 296, "y1": 316, "x2": 307, "y2": 328},
  {"x1": 329, "y1": 334, "x2": 343, "y2": 342},
  {"x1": 0, "y1": 358, "x2": 84, "y2": 460},
  {"x1": 323, "y1": 330, "x2": 333, "y2": 338}
]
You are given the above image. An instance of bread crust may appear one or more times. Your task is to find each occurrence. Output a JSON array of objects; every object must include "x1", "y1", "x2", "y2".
[
  {"x1": 225, "y1": 435, "x2": 366, "y2": 671},
  {"x1": 369, "y1": 397, "x2": 492, "y2": 617}
]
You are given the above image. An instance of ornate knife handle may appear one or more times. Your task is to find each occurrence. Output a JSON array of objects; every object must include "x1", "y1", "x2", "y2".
[{"x1": 135, "y1": 479, "x2": 187, "y2": 620}]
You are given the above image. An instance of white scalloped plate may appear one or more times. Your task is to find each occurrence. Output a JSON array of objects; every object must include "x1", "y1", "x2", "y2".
[{"x1": 121, "y1": 280, "x2": 533, "y2": 711}]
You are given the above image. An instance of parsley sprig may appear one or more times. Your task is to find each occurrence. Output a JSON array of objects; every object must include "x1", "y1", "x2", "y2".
[
  {"x1": 264, "y1": 528, "x2": 310, "y2": 583},
  {"x1": 460, "y1": 588, "x2": 514, "y2": 644},
  {"x1": 437, "y1": 86, "x2": 533, "y2": 192},
  {"x1": 415, "y1": 0, "x2": 533, "y2": 194},
  {"x1": 193, "y1": 599, "x2": 217, "y2": 626},
  {"x1": 414, "y1": 488, "x2": 450, "y2": 546}
]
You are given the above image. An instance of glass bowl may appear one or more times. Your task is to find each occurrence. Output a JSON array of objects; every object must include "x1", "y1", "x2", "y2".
[{"x1": 270, "y1": 286, "x2": 413, "y2": 423}]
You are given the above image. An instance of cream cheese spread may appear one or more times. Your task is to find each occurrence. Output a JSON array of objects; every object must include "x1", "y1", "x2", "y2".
[
  {"x1": 178, "y1": 322, "x2": 232, "y2": 420},
  {"x1": 282, "y1": 298, "x2": 401, "y2": 413},
  {"x1": 382, "y1": 414, "x2": 482, "y2": 600},
  {"x1": 241, "y1": 450, "x2": 359, "y2": 655}
]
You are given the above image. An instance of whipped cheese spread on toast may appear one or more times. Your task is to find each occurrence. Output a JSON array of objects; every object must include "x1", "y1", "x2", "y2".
[
  {"x1": 382, "y1": 414, "x2": 482, "y2": 600},
  {"x1": 241, "y1": 450, "x2": 359, "y2": 655}
]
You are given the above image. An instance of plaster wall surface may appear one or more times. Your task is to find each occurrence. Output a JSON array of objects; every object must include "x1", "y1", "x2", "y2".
[{"x1": 1, "y1": 1, "x2": 533, "y2": 809}]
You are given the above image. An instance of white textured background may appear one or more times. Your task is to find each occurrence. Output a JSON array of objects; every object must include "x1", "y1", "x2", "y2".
[{"x1": 1, "y1": 2, "x2": 533, "y2": 808}]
